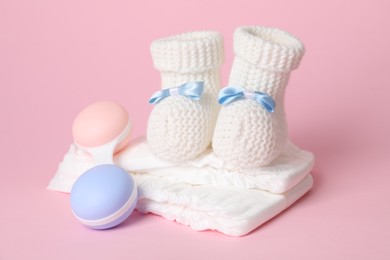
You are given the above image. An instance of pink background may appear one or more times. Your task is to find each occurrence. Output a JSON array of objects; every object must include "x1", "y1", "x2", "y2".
[{"x1": 1, "y1": 0, "x2": 389, "y2": 259}]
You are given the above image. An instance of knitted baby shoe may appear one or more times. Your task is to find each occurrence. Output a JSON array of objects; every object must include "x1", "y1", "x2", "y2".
[
  {"x1": 147, "y1": 31, "x2": 224, "y2": 162},
  {"x1": 212, "y1": 26, "x2": 305, "y2": 168}
]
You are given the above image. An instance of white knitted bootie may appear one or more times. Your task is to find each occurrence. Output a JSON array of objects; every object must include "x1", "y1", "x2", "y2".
[
  {"x1": 147, "y1": 31, "x2": 224, "y2": 162},
  {"x1": 212, "y1": 26, "x2": 305, "y2": 168}
]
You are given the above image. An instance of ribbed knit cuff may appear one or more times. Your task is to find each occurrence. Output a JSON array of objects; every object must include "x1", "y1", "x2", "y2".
[
  {"x1": 234, "y1": 26, "x2": 305, "y2": 72},
  {"x1": 151, "y1": 31, "x2": 224, "y2": 73}
]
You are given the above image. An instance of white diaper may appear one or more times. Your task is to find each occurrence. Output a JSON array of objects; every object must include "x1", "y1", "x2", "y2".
[
  {"x1": 117, "y1": 137, "x2": 314, "y2": 194},
  {"x1": 48, "y1": 137, "x2": 314, "y2": 236}
]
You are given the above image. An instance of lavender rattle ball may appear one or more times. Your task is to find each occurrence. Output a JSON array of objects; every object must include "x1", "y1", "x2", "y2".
[{"x1": 70, "y1": 164, "x2": 137, "y2": 229}]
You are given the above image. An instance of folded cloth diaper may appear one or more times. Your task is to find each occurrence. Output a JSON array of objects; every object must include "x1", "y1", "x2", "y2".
[
  {"x1": 48, "y1": 137, "x2": 314, "y2": 236},
  {"x1": 135, "y1": 173, "x2": 312, "y2": 236},
  {"x1": 116, "y1": 137, "x2": 313, "y2": 194}
]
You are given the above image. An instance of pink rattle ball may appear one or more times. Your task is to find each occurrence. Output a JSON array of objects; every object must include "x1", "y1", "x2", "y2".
[{"x1": 72, "y1": 101, "x2": 131, "y2": 153}]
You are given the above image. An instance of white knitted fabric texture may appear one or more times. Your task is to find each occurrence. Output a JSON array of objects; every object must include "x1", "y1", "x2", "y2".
[
  {"x1": 213, "y1": 26, "x2": 305, "y2": 168},
  {"x1": 147, "y1": 31, "x2": 224, "y2": 162}
]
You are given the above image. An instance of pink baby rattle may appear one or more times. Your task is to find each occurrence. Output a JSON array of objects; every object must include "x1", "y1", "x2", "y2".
[
  {"x1": 70, "y1": 101, "x2": 137, "y2": 229},
  {"x1": 72, "y1": 100, "x2": 132, "y2": 164}
]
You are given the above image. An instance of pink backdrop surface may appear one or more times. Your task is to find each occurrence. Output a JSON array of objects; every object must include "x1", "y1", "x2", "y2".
[{"x1": 1, "y1": 0, "x2": 389, "y2": 259}]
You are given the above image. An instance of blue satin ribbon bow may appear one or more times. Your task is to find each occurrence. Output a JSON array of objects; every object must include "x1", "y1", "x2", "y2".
[
  {"x1": 218, "y1": 86, "x2": 275, "y2": 113},
  {"x1": 149, "y1": 81, "x2": 204, "y2": 104}
]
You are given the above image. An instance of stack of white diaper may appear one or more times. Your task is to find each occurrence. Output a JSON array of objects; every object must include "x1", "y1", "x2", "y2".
[{"x1": 48, "y1": 137, "x2": 314, "y2": 236}]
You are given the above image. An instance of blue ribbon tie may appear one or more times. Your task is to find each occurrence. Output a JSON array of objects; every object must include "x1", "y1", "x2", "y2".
[
  {"x1": 218, "y1": 86, "x2": 275, "y2": 113},
  {"x1": 149, "y1": 81, "x2": 204, "y2": 104}
]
